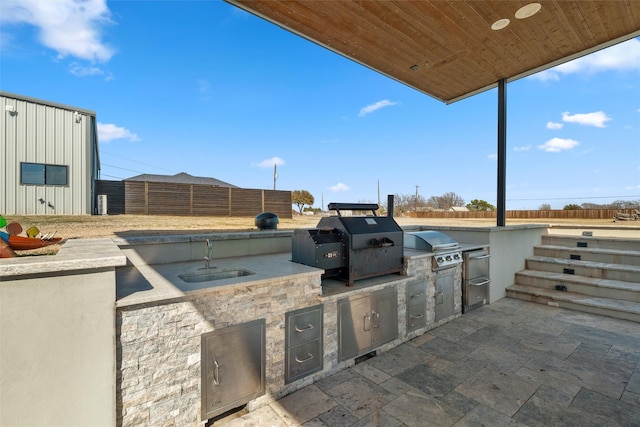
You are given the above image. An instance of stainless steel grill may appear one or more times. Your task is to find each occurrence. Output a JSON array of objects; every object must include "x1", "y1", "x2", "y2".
[
  {"x1": 404, "y1": 231, "x2": 462, "y2": 271},
  {"x1": 404, "y1": 230, "x2": 462, "y2": 322}
]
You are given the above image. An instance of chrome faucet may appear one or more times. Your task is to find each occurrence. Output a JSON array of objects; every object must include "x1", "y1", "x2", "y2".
[{"x1": 204, "y1": 239, "x2": 214, "y2": 269}]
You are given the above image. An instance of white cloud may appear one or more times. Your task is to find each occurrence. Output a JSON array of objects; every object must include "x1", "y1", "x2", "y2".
[
  {"x1": 256, "y1": 157, "x2": 285, "y2": 168},
  {"x1": 530, "y1": 38, "x2": 640, "y2": 81},
  {"x1": 69, "y1": 64, "x2": 103, "y2": 77},
  {"x1": 533, "y1": 70, "x2": 560, "y2": 82},
  {"x1": 514, "y1": 145, "x2": 531, "y2": 152},
  {"x1": 328, "y1": 182, "x2": 350, "y2": 192},
  {"x1": 98, "y1": 123, "x2": 139, "y2": 142},
  {"x1": 487, "y1": 153, "x2": 497, "y2": 160},
  {"x1": 538, "y1": 137, "x2": 579, "y2": 152},
  {"x1": 562, "y1": 111, "x2": 611, "y2": 128},
  {"x1": 1, "y1": 0, "x2": 115, "y2": 62},
  {"x1": 358, "y1": 100, "x2": 398, "y2": 117},
  {"x1": 546, "y1": 121, "x2": 563, "y2": 130}
]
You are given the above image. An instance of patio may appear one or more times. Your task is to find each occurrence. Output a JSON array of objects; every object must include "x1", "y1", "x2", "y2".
[{"x1": 218, "y1": 298, "x2": 640, "y2": 426}]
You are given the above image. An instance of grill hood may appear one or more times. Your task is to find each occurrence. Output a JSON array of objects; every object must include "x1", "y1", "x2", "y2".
[{"x1": 404, "y1": 231, "x2": 460, "y2": 252}]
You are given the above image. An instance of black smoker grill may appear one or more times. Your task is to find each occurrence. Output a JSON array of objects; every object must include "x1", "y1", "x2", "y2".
[{"x1": 292, "y1": 203, "x2": 404, "y2": 286}]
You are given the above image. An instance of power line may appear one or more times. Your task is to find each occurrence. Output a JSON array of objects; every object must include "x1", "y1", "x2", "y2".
[
  {"x1": 100, "y1": 173, "x2": 125, "y2": 180},
  {"x1": 100, "y1": 149, "x2": 176, "y2": 173},
  {"x1": 101, "y1": 163, "x2": 145, "y2": 174}
]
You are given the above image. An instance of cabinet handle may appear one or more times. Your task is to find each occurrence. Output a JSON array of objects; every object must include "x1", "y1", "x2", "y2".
[
  {"x1": 295, "y1": 353, "x2": 314, "y2": 363},
  {"x1": 212, "y1": 357, "x2": 220, "y2": 385},
  {"x1": 410, "y1": 292, "x2": 424, "y2": 298},
  {"x1": 471, "y1": 279, "x2": 491, "y2": 287},
  {"x1": 410, "y1": 313, "x2": 424, "y2": 319},
  {"x1": 295, "y1": 323, "x2": 314, "y2": 333},
  {"x1": 363, "y1": 314, "x2": 371, "y2": 331},
  {"x1": 472, "y1": 254, "x2": 491, "y2": 260},
  {"x1": 371, "y1": 311, "x2": 380, "y2": 328}
]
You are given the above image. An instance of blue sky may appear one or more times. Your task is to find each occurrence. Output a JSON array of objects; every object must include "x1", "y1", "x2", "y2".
[{"x1": 1, "y1": 0, "x2": 639, "y2": 210}]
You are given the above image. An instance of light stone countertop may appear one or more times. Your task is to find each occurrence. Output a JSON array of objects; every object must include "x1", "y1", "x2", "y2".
[
  {"x1": 116, "y1": 252, "x2": 323, "y2": 307},
  {"x1": 0, "y1": 238, "x2": 127, "y2": 277}
]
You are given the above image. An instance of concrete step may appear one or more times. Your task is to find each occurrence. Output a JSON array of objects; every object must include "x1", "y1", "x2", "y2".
[
  {"x1": 542, "y1": 235, "x2": 640, "y2": 251},
  {"x1": 526, "y1": 256, "x2": 640, "y2": 283},
  {"x1": 506, "y1": 284, "x2": 640, "y2": 323},
  {"x1": 515, "y1": 269, "x2": 640, "y2": 302},
  {"x1": 534, "y1": 245, "x2": 640, "y2": 266}
]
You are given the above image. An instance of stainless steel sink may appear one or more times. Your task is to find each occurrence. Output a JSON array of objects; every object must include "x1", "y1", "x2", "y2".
[{"x1": 179, "y1": 268, "x2": 256, "y2": 283}]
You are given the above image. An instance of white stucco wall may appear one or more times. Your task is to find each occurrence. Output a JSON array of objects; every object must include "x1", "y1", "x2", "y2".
[{"x1": 0, "y1": 270, "x2": 116, "y2": 426}]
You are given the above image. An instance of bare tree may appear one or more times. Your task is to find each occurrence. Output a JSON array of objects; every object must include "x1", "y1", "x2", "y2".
[{"x1": 427, "y1": 192, "x2": 465, "y2": 210}]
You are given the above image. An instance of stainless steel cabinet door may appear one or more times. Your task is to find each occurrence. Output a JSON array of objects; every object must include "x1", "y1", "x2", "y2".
[
  {"x1": 201, "y1": 319, "x2": 265, "y2": 420},
  {"x1": 338, "y1": 294, "x2": 372, "y2": 361},
  {"x1": 371, "y1": 287, "x2": 398, "y2": 346},
  {"x1": 435, "y1": 268, "x2": 455, "y2": 322}
]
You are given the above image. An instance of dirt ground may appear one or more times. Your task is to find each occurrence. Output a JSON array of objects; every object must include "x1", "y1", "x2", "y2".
[
  {"x1": 3, "y1": 213, "x2": 638, "y2": 257},
  {"x1": 4, "y1": 214, "x2": 638, "y2": 240}
]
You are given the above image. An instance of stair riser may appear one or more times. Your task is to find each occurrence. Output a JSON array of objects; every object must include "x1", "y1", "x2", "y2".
[
  {"x1": 526, "y1": 259, "x2": 640, "y2": 282},
  {"x1": 514, "y1": 273, "x2": 640, "y2": 302},
  {"x1": 534, "y1": 248, "x2": 640, "y2": 266},
  {"x1": 506, "y1": 292, "x2": 640, "y2": 323},
  {"x1": 542, "y1": 236, "x2": 640, "y2": 251}
]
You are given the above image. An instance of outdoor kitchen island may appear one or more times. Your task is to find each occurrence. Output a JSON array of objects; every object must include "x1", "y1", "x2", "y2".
[{"x1": 113, "y1": 231, "x2": 463, "y2": 426}]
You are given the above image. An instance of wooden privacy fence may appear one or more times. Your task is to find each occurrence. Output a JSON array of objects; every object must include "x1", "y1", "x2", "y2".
[
  {"x1": 95, "y1": 180, "x2": 292, "y2": 218},
  {"x1": 408, "y1": 209, "x2": 635, "y2": 220}
]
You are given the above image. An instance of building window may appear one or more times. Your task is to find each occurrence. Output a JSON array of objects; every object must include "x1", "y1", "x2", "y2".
[{"x1": 20, "y1": 163, "x2": 68, "y2": 186}]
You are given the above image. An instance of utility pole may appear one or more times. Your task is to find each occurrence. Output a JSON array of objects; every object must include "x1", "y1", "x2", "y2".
[
  {"x1": 415, "y1": 185, "x2": 420, "y2": 212},
  {"x1": 273, "y1": 164, "x2": 277, "y2": 190}
]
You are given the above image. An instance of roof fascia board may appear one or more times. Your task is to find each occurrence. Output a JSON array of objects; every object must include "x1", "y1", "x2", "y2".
[{"x1": 0, "y1": 90, "x2": 96, "y2": 116}]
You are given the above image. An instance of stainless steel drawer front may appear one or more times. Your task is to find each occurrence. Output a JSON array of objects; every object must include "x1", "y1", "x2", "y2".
[
  {"x1": 407, "y1": 300, "x2": 427, "y2": 332},
  {"x1": 407, "y1": 280, "x2": 426, "y2": 305},
  {"x1": 285, "y1": 304, "x2": 324, "y2": 384},
  {"x1": 406, "y1": 280, "x2": 427, "y2": 333},
  {"x1": 463, "y1": 248, "x2": 490, "y2": 313},
  {"x1": 288, "y1": 307, "x2": 322, "y2": 347},
  {"x1": 465, "y1": 250, "x2": 490, "y2": 280},
  {"x1": 287, "y1": 340, "x2": 322, "y2": 382}
]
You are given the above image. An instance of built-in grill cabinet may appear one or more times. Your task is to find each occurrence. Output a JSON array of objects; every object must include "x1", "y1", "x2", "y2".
[
  {"x1": 285, "y1": 304, "x2": 323, "y2": 384},
  {"x1": 462, "y1": 248, "x2": 490, "y2": 313},
  {"x1": 338, "y1": 287, "x2": 398, "y2": 361},
  {"x1": 201, "y1": 319, "x2": 265, "y2": 421},
  {"x1": 316, "y1": 203, "x2": 404, "y2": 286}
]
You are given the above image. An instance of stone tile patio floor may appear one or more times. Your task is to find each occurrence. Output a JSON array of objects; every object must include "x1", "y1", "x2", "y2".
[{"x1": 218, "y1": 298, "x2": 640, "y2": 426}]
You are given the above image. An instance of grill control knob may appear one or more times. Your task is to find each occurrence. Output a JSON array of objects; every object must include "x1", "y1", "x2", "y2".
[
  {"x1": 436, "y1": 257, "x2": 444, "y2": 263},
  {"x1": 453, "y1": 254, "x2": 460, "y2": 260},
  {"x1": 445, "y1": 255, "x2": 452, "y2": 261}
]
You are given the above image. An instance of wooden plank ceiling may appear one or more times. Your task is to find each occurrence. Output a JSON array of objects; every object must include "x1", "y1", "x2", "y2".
[{"x1": 226, "y1": 1, "x2": 640, "y2": 103}]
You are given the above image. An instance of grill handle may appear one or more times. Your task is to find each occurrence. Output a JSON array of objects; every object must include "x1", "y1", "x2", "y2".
[
  {"x1": 371, "y1": 237, "x2": 394, "y2": 247},
  {"x1": 327, "y1": 202, "x2": 379, "y2": 216}
]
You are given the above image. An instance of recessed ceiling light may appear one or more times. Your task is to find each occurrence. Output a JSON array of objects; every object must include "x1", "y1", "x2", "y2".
[
  {"x1": 491, "y1": 18, "x2": 510, "y2": 31},
  {"x1": 515, "y1": 3, "x2": 542, "y2": 19}
]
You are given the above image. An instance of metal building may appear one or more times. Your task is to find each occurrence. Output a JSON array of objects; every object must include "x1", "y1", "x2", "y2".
[{"x1": 1, "y1": 91, "x2": 100, "y2": 215}]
